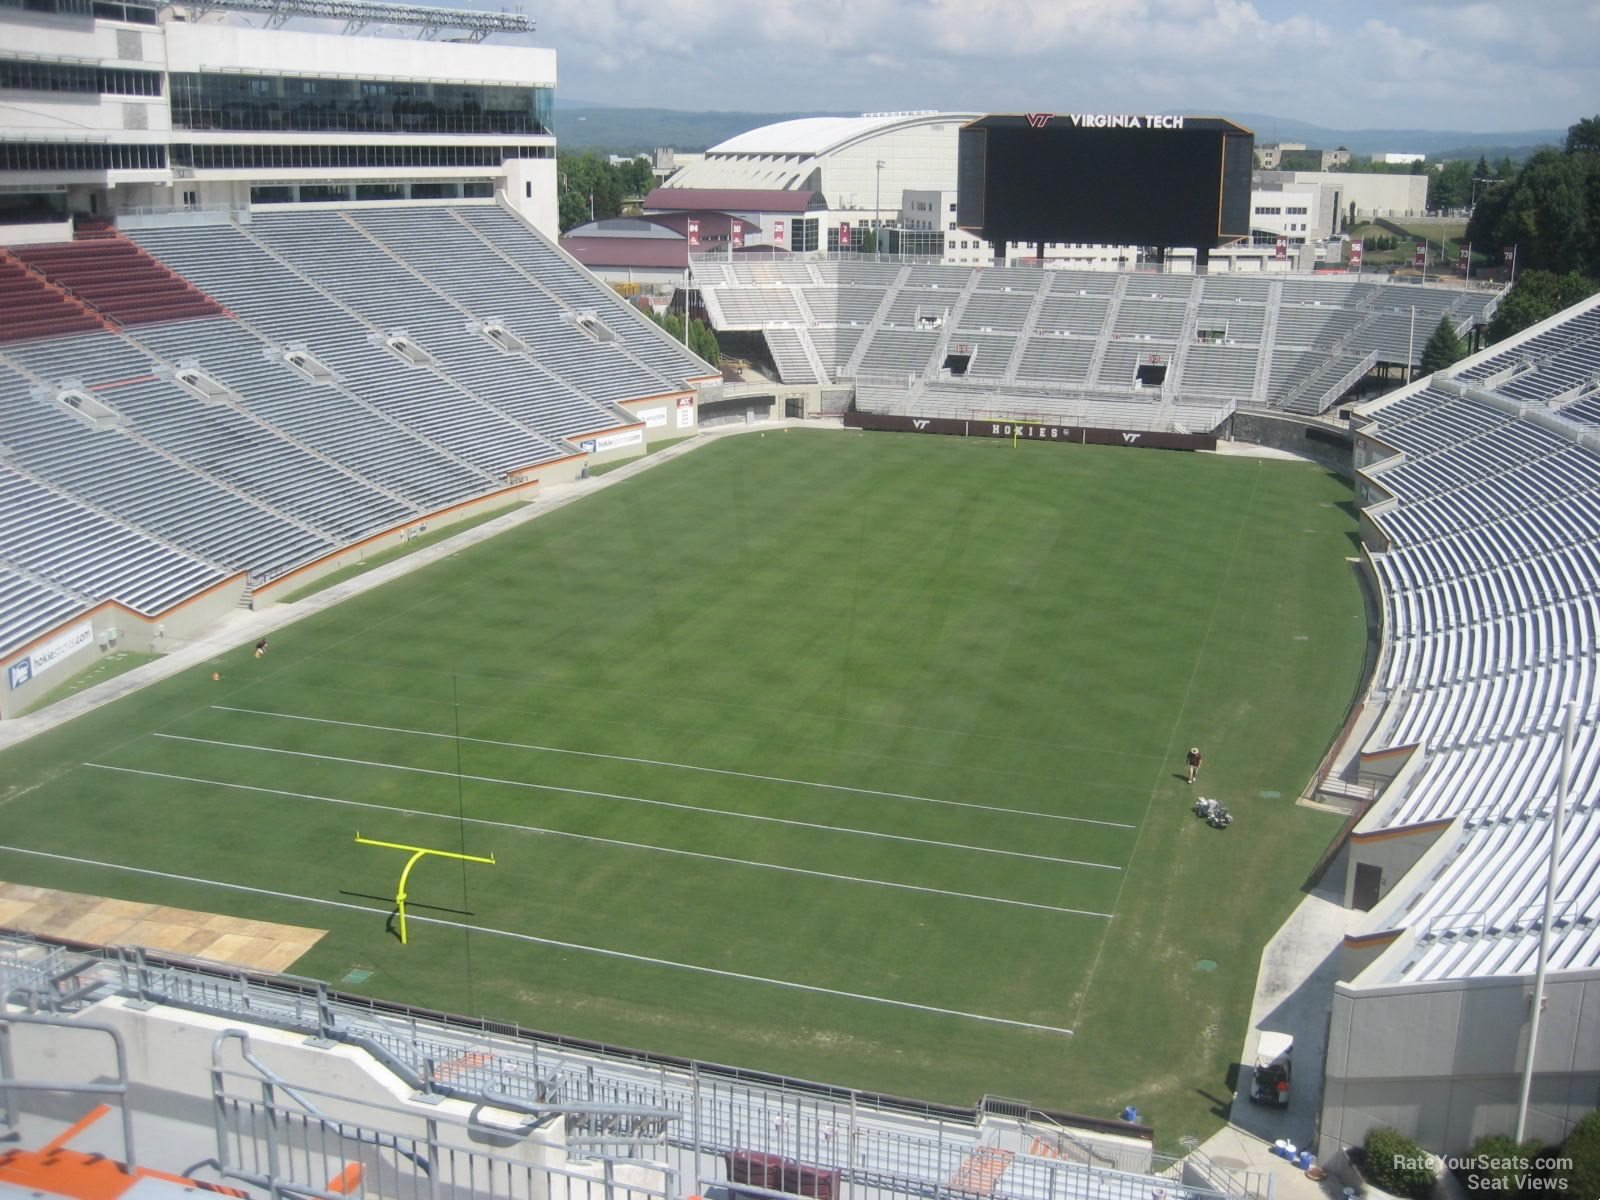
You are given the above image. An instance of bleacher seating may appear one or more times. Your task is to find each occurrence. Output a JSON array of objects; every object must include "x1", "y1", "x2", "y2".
[
  {"x1": 957, "y1": 290, "x2": 1035, "y2": 331},
  {"x1": 0, "y1": 460, "x2": 231, "y2": 616},
  {"x1": 803, "y1": 287, "x2": 885, "y2": 325},
  {"x1": 0, "y1": 565, "x2": 89, "y2": 659},
  {"x1": 129, "y1": 222, "x2": 567, "y2": 478},
  {"x1": 130, "y1": 317, "x2": 489, "y2": 511},
  {"x1": 714, "y1": 289, "x2": 805, "y2": 327},
  {"x1": 1, "y1": 201, "x2": 715, "y2": 661},
  {"x1": 1355, "y1": 303, "x2": 1600, "y2": 900},
  {"x1": 458, "y1": 206, "x2": 711, "y2": 385},
  {"x1": 13, "y1": 237, "x2": 226, "y2": 326},
  {"x1": 694, "y1": 259, "x2": 1498, "y2": 417},
  {"x1": 1113, "y1": 299, "x2": 1187, "y2": 339},
  {"x1": 0, "y1": 248, "x2": 107, "y2": 344},
  {"x1": 810, "y1": 328, "x2": 863, "y2": 373},
  {"x1": 764, "y1": 327, "x2": 821, "y2": 384},
  {"x1": 946, "y1": 334, "x2": 1015, "y2": 379},
  {"x1": 858, "y1": 328, "x2": 939, "y2": 376},
  {"x1": 1016, "y1": 337, "x2": 1096, "y2": 385},
  {"x1": 250, "y1": 211, "x2": 634, "y2": 441},
  {"x1": 3, "y1": 330, "x2": 405, "y2": 553}
]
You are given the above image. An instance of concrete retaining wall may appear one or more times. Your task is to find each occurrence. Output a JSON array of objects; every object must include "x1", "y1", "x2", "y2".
[{"x1": 1226, "y1": 410, "x2": 1355, "y2": 476}]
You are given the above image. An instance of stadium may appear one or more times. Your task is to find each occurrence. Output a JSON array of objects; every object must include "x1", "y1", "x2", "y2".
[{"x1": 1, "y1": 1, "x2": 1597, "y2": 1196}]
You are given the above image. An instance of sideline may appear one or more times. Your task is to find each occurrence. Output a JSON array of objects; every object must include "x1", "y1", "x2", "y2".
[{"x1": 0, "y1": 420, "x2": 828, "y2": 754}]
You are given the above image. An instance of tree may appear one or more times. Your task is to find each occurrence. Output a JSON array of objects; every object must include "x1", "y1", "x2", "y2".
[
  {"x1": 689, "y1": 317, "x2": 721, "y2": 366},
  {"x1": 1420, "y1": 315, "x2": 1466, "y2": 373},
  {"x1": 1566, "y1": 115, "x2": 1600, "y2": 156},
  {"x1": 1433, "y1": 159, "x2": 1474, "y2": 210},
  {"x1": 1487, "y1": 269, "x2": 1600, "y2": 342},
  {"x1": 555, "y1": 150, "x2": 635, "y2": 232}
]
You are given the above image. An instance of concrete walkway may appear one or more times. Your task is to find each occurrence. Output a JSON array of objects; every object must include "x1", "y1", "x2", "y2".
[
  {"x1": 0, "y1": 419, "x2": 828, "y2": 754},
  {"x1": 1197, "y1": 844, "x2": 1362, "y2": 1200}
]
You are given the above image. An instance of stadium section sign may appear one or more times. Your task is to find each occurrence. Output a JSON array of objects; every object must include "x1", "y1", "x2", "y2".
[{"x1": 7, "y1": 620, "x2": 94, "y2": 690}]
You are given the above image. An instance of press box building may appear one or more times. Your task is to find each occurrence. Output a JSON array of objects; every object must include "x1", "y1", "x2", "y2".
[{"x1": 0, "y1": 0, "x2": 558, "y2": 238}]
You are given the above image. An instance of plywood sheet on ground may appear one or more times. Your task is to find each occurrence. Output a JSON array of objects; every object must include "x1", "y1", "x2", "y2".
[{"x1": 0, "y1": 881, "x2": 326, "y2": 973}]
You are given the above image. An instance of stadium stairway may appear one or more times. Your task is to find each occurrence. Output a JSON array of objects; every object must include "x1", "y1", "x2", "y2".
[
  {"x1": 839, "y1": 266, "x2": 911, "y2": 378},
  {"x1": 1252, "y1": 280, "x2": 1286, "y2": 405},
  {"x1": 1084, "y1": 275, "x2": 1130, "y2": 387},
  {"x1": 13, "y1": 236, "x2": 230, "y2": 328}
]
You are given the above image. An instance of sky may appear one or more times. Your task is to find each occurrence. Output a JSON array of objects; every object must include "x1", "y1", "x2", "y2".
[{"x1": 520, "y1": 0, "x2": 1598, "y2": 132}]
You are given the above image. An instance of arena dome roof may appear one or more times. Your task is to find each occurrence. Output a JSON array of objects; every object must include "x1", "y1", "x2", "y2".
[{"x1": 707, "y1": 112, "x2": 961, "y2": 157}]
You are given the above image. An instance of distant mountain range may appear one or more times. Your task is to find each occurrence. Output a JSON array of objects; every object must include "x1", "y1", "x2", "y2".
[{"x1": 552, "y1": 99, "x2": 1563, "y2": 162}]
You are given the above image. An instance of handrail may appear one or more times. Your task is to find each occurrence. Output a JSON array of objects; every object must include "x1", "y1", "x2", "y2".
[{"x1": 0, "y1": 1011, "x2": 137, "y2": 1168}]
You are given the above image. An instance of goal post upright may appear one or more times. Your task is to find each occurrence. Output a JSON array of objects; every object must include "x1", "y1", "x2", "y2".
[{"x1": 355, "y1": 833, "x2": 496, "y2": 946}]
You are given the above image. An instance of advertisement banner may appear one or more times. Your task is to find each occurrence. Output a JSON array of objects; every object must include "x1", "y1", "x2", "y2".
[
  {"x1": 1413, "y1": 243, "x2": 1427, "y2": 269},
  {"x1": 638, "y1": 406, "x2": 668, "y2": 428},
  {"x1": 580, "y1": 428, "x2": 646, "y2": 455},
  {"x1": 841, "y1": 411, "x2": 1216, "y2": 451},
  {"x1": 676, "y1": 396, "x2": 695, "y2": 429},
  {"x1": 687, "y1": 219, "x2": 700, "y2": 248},
  {"x1": 7, "y1": 620, "x2": 94, "y2": 691},
  {"x1": 1457, "y1": 243, "x2": 1471, "y2": 272},
  {"x1": 839, "y1": 223, "x2": 851, "y2": 247},
  {"x1": 1349, "y1": 240, "x2": 1363, "y2": 267},
  {"x1": 773, "y1": 219, "x2": 785, "y2": 244},
  {"x1": 732, "y1": 224, "x2": 744, "y2": 248},
  {"x1": 1274, "y1": 236, "x2": 1287, "y2": 260}
]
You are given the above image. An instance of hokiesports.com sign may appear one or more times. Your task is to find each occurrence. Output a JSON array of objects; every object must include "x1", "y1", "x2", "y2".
[
  {"x1": 7, "y1": 619, "x2": 94, "y2": 691},
  {"x1": 843, "y1": 411, "x2": 1217, "y2": 451}
]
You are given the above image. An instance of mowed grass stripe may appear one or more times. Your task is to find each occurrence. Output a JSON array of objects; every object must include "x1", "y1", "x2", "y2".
[
  {"x1": 84, "y1": 764, "x2": 1114, "y2": 917},
  {"x1": 156, "y1": 705, "x2": 1140, "y2": 866},
  {"x1": 131, "y1": 732, "x2": 1126, "y2": 908},
  {"x1": 219, "y1": 667, "x2": 1162, "y2": 815},
  {"x1": 0, "y1": 844, "x2": 1076, "y2": 1036},
  {"x1": 0, "y1": 432, "x2": 1365, "y2": 1129},
  {"x1": 10, "y1": 768, "x2": 1108, "y2": 1012},
  {"x1": 211, "y1": 705, "x2": 1138, "y2": 830}
]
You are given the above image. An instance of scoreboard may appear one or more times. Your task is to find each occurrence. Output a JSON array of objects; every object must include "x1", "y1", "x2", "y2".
[{"x1": 956, "y1": 113, "x2": 1254, "y2": 251}]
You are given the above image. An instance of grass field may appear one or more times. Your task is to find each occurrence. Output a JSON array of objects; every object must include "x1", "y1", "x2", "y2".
[{"x1": 0, "y1": 429, "x2": 1367, "y2": 1145}]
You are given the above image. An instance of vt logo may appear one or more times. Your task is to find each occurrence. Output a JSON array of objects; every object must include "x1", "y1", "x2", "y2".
[
  {"x1": 1121, "y1": 432, "x2": 1142, "y2": 443},
  {"x1": 1025, "y1": 113, "x2": 1054, "y2": 128},
  {"x1": 912, "y1": 419, "x2": 931, "y2": 430}
]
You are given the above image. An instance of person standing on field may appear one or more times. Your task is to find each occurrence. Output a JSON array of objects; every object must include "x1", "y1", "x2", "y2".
[{"x1": 1186, "y1": 746, "x2": 1203, "y2": 784}]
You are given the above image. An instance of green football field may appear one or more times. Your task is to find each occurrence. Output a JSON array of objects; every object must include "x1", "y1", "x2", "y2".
[{"x1": 0, "y1": 429, "x2": 1367, "y2": 1143}]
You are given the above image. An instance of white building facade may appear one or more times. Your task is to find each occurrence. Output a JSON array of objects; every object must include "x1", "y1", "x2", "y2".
[{"x1": 0, "y1": 0, "x2": 559, "y2": 240}]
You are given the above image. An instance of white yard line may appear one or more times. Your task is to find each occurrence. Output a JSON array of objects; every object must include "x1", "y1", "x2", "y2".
[
  {"x1": 151, "y1": 733, "x2": 1124, "y2": 872},
  {"x1": 211, "y1": 705, "x2": 1138, "y2": 830},
  {"x1": 83, "y1": 763, "x2": 1114, "y2": 918},
  {"x1": 0, "y1": 843, "x2": 1076, "y2": 1037}
]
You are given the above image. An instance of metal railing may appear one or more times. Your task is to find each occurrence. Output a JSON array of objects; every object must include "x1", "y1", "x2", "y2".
[{"x1": 3, "y1": 935, "x2": 1253, "y2": 1200}]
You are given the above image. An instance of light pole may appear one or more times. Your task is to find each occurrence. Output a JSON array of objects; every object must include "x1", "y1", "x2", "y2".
[{"x1": 875, "y1": 160, "x2": 884, "y2": 259}]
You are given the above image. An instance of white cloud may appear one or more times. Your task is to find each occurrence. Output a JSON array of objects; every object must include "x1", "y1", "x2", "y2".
[{"x1": 543, "y1": 0, "x2": 1595, "y2": 130}]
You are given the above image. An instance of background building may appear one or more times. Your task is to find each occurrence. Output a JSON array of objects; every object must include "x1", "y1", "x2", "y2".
[
  {"x1": 1256, "y1": 169, "x2": 1430, "y2": 221},
  {"x1": 657, "y1": 112, "x2": 979, "y2": 254},
  {"x1": 0, "y1": 0, "x2": 559, "y2": 238}
]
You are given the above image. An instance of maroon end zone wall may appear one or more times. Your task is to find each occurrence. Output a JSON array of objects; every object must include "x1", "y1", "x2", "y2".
[{"x1": 843, "y1": 412, "x2": 1217, "y2": 452}]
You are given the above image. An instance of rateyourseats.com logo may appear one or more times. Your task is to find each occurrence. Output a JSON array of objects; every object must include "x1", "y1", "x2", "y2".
[{"x1": 1391, "y1": 1154, "x2": 1575, "y2": 1191}]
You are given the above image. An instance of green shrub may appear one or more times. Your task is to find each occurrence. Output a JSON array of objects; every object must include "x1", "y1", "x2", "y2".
[
  {"x1": 1555, "y1": 1111, "x2": 1600, "y2": 1200},
  {"x1": 1361, "y1": 1126, "x2": 1436, "y2": 1199},
  {"x1": 1455, "y1": 1134, "x2": 1543, "y2": 1196}
]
